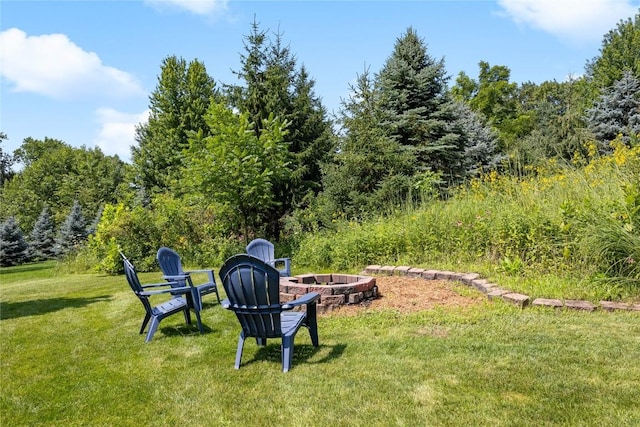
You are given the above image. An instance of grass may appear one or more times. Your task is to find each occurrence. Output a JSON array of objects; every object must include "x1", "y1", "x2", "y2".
[{"x1": 1, "y1": 262, "x2": 640, "y2": 426}]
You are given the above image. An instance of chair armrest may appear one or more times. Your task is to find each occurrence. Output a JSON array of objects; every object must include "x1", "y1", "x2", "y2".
[
  {"x1": 185, "y1": 269, "x2": 216, "y2": 282},
  {"x1": 140, "y1": 285, "x2": 191, "y2": 296},
  {"x1": 282, "y1": 292, "x2": 320, "y2": 310},
  {"x1": 162, "y1": 274, "x2": 191, "y2": 281},
  {"x1": 141, "y1": 281, "x2": 182, "y2": 289}
]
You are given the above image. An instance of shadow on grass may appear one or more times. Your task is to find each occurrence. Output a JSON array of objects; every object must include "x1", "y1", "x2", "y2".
[
  {"x1": 0, "y1": 262, "x2": 54, "y2": 276},
  {"x1": 0, "y1": 295, "x2": 111, "y2": 320},
  {"x1": 238, "y1": 342, "x2": 347, "y2": 370},
  {"x1": 160, "y1": 322, "x2": 214, "y2": 337}
]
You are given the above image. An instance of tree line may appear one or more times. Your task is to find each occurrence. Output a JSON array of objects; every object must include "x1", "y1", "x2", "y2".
[{"x1": 1, "y1": 13, "x2": 639, "y2": 270}]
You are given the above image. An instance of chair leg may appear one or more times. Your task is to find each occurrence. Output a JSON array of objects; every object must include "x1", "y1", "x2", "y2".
[
  {"x1": 256, "y1": 338, "x2": 266, "y2": 346},
  {"x1": 140, "y1": 313, "x2": 151, "y2": 334},
  {"x1": 145, "y1": 317, "x2": 161, "y2": 342},
  {"x1": 282, "y1": 335, "x2": 295, "y2": 373},
  {"x1": 235, "y1": 332, "x2": 246, "y2": 369},
  {"x1": 193, "y1": 307, "x2": 204, "y2": 333},
  {"x1": 306, "y1": 304, "x2": 319, "y2": 347}
]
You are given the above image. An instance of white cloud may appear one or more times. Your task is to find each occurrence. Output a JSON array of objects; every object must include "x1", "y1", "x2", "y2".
[
  {"x1": 144, "y1": 0, "x2": 228, "y2": 16},
  {"x1": 497, "y1": 0, "x2": 640, "y2": 43},
  {"x1": 0, "y1": 28, "x2": 144, "y2": 99},
  {"x1": 93, "y1": 108, "x2": 150, "y2": 163}
]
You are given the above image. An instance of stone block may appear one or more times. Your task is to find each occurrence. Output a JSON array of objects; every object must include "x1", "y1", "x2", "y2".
[
  {"x1": 314, "y1": 274, "x2": 332, "y2": 284},
  {"x1": 321, "y1": 295, "x2": 345, "y2": 306},
  {"x1": 394, "y1": 266, "x2": 412, "y2": 276},
  {"x1": 355, "y1": 279, "x2": 374, "y2": 292},
  {"x1": 564, "y1": 300, "x2": 597, "y2": 312},
  {"x1": 379, "y1": 266, "x2": 395, "y2": 276},
  {"x1": 532, "y1": 298, "x2": 563, "y2": 308},
  {"x1": 279, "y1": 293, "x2": 296, "y2": 303},
  {"x1": 287, "y1": 284, "x2": 310, "y2": 295},
  {"x1": 308, "y1": 285, "x2": 334, "y2": 296},
  {"x1": 364, "y1": 265, "x2": 382, "y2": 274},
  {"x1": 471, "y1": 279, "x2": 495, "y2": 293},
  {"x1": 297, "y1": 274, "x2": 317, "y2": 284},
  {"x1": 435, "y1": 271, "x2": 455, "y2": 280},
  {"x1": 407, "y1": 268, "x2": 425, "y2": 278},
  {"x1": 502, "y1": 293, "x2": 530, "y2": 307},
  {"x1": 459, "y1": 273, "x2": 480, "y2": 285},
  {"x1": 421, "y1": 270, "x2": 439, "y2": 280},
  {"x1": 600, "y1": 301, "x2": 631, "y2": 312},
  {"x1": 348, "y1": 293, "x2": 362, "y2": 304},
  {"x1": 487, "y1": 289, "x2": 510, "y2": 300}
]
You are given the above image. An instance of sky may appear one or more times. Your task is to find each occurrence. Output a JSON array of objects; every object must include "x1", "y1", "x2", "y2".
[{"x1": 2, "y1": 0, "x2": 640, "y2": 164}]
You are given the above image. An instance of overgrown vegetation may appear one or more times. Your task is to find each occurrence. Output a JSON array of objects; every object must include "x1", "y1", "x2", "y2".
[{"x1": 1, "y1": 14, "x2": 639, "y2": 298}]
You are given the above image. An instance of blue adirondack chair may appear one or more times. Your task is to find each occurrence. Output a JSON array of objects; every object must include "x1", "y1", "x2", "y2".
[
  {"x1": 246, "y1": 238, "x2": 292, "y2": 277},
  {"x1": 156, "y1": 247, "x2": 220, "y2": 333},
  {"x1": 121, "y1": 253, "x2": 193, "y2": 342},
  {"x1": 219, "y1": 254, "x2": 320, "y2": 372}
]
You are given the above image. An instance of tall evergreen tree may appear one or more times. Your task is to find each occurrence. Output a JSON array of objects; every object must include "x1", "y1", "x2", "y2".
[
  {"x1": 322, "y1": 68, "x2": 414, "y2": 219},
  {"x1": 226, "y1": 19, "x2": 333, "y2": 236},
  {"x1": 0, "y1": 216, "x2": 29, "y2": 267},
  {"x1": 588, "y1": 70, "x2": 640, "y2": 151},
  {"x1": 452, "y1": 101, "x2": 502, "y2": 176},
  {"x1": 56, "y1": 201, "x2": 88, "y2": 256},
  {"x1": 132, "y1": 56, "x2": 216, "y2": 196},
  {"x1": 376, "y1": 27, "x2": 466, "y2": 184},
  {"x1": 29, "y1": 206, "x2": 56, "y2": 261}
]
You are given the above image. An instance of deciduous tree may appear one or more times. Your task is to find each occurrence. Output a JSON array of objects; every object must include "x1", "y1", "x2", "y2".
[
  {"x1": 586, "y1": 11, "x2": 640, "y2": 89},
  {"x1": 185, "y1": 101, "x2": 290, "y2": 242}
]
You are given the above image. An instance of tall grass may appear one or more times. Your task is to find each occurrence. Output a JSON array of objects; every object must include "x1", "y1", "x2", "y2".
[{"x1": 295, "y1": 142, "x2": 640, "y2": 302}]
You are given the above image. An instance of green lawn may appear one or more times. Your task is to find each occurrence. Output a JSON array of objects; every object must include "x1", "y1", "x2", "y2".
[{"x1": 1, "y1": 262, "x2": 639, "y2": 426}]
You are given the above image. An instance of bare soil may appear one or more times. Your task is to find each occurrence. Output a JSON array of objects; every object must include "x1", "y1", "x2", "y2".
[{"x1": 328, "y1": 276, "x2": 485, "y2": 315}]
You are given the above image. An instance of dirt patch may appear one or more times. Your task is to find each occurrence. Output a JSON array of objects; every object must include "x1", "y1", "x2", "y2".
[{"x1": 327, "y1": 276, "x2": 485, "y2": 315}]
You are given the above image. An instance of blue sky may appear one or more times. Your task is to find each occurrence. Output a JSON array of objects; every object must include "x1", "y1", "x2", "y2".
[{"x1": 2, "y1": 0, "x2": 639, "y2": 163}]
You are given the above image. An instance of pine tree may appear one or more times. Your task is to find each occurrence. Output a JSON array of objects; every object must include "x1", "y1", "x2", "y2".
[
  {"x1": 377, "y1": 27, "x2": 466, "y2": 184},
  {"x1": 29, "y1": 206, "x2": 56, "y2": 261},
  {"x1": 321, "y1": 68, "x2": 414, "y2": 219},
  {"x1": 0, "y1": 216, "x2": 30, "y2": 267},
  {"x1": 588, "y1": 70, "x2": 640, "y2": 151},
  {"x1": 132, "y1": 56, "x2": 216, "y2": 195},
  {"x1": 452, "y1": 101, "x2": 503, "y2": 177},
  {"x1": 227, "y1": 19, "x2": 333, "y2": 236},
  {"x1": 56, "y1": 201, "x2": 88, "y2": 256}
]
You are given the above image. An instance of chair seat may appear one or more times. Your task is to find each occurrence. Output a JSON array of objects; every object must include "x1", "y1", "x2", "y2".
[
  {"x1": 151, "y1": 297, "x2": 188, "y2": 317},
  {"x1": 280, "y1": 312, "x2": 306, "y2": 337},
  {"x1": 220, "y1": 254, "x2": 320, "y2": 372}
]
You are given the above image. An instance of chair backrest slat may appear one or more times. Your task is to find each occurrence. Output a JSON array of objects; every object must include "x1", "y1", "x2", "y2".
[
  {"x1": 246, "y1": 239, "x2": 275, "y2": 263},
  {"x1": 220, "y1": 254, "x2": 283, "y2": 338}
]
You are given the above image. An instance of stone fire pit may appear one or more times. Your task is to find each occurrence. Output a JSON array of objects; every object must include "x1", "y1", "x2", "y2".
[{"x1": 280, "y1": 273, "x2": 377, "y2": 312}]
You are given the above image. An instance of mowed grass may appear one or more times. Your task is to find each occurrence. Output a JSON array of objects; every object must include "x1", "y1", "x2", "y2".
[{"x1": 1, "y1": 262, "x2": 640, "y2": 426}]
